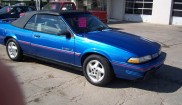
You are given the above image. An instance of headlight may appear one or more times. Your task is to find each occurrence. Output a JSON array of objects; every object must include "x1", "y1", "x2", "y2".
[{"x1": 128, "y1": 55, "x2": 152, "y2": 64}]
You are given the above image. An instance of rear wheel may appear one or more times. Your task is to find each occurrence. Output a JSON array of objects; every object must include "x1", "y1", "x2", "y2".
[
  {"x1": 83, "y1": 55, "x2": 114, "y2": 86},
  {"x1": 6, "y1": 38, "x2": 23, "y2": 61}
]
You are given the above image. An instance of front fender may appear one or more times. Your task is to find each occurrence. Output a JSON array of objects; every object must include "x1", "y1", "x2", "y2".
[{"x1": 81, "y1": 48, "x2": 112, "y2": 61}]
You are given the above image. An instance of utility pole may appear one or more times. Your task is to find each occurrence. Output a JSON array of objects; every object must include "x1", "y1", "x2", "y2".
[
  {"x1": 35, "y1": 0, "x2": 43, "y2": 10},
  {"x1": 35, "y1": 0, "x2": 40, "y2": 10}
]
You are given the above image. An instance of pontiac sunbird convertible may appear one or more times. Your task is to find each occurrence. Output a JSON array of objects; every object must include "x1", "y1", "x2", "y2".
[{"x1": 0, "y1": 10, "x2": 166, "y2": 86}]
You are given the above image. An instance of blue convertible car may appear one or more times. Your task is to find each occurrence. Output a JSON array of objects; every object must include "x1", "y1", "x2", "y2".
[{"x1": 0, "y1": 10, "x2": 166, "y2": 86}]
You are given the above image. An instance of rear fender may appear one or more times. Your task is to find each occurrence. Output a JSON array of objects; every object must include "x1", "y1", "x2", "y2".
[
  {"x1": 0, "y1": 25, "x2": 6, "y2": 45},
  {"x1": 0, "y1": 22, "x2": 17, "y2": 45},
  {"x1": 4, "y1": 32, "x2": 18, "y2": 45}
]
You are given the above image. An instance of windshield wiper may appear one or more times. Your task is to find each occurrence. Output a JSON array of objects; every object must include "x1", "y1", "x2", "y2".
[
  {"x1": 94, "y1": 26, "x2": 105, "y2": 31},
  {"x1": 86, "y1": 26, "x2": 112, "y2": 33},
  {"x1": 93, "y1": 25, "x2": 112, "y2": 31},
  {"x1": 102, "y1": 28, "x2": 112, "y2": 31}
]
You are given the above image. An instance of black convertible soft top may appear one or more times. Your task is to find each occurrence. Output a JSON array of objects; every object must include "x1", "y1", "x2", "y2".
[{"x1": 11, "y1": 10, "x2": 90, "y2": 28}]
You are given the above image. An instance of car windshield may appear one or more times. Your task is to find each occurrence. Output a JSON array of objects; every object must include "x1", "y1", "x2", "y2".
[
  {"x1": 62, "y1": 14, "x2": 110, "y2": 34},
  {"x1": 0, "y1": 6, "x2": 11, "y2": 14},
  {"x1": 43, "y1": 3, "x2": 61, "y2": 11}
]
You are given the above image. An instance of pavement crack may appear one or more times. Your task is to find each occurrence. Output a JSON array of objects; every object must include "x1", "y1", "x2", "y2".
[
  {"x1": 158, "y1": 42, "x2": 170, "y2": 48},
  {"x1": 25, "y1": 89, "x2": 47, "y2": 99},
  {"x1": 115, "y1": 98, "x2": 126, "y2": 105},
  {"x1": 78, "y1": 81, "x2": 87, "y2": 101},
  {"x1": 167, "y1": 42, "x2": 182, "y2": 47},
  {"x1": 158, "y1": 40, "x2": 182, "y2": 48},
  {"x1": 27, "y1": 97, "x2": 41, "y2": 104},
  {"x1": 70, "y1": 94, "x2": 82, "y2": 102},
  {"x1": 40, "y1": 76, "x2": 82, "y2": 93},
  {"x1": 160, "y1": 97, "x2": 165, "y2": 105},
  {"x1": 25, "y1": 77, "x2": 43, "y2": 84},
  {"x1": 59, "y1": 76, "x2": 82, "y2": 90}
]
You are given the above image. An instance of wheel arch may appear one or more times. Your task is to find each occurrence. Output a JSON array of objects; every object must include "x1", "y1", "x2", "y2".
[
  {"x1": 4, "y1": 35, "x2": 17, "y2": 45},
  {"x1": 81, "y1": 51, "x2": 112, "y2": 68}
]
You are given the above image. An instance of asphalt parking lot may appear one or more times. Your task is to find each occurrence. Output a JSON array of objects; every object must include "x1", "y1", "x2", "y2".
[{"x1": 0, "y1": 22, "x2": 182, "y2": 105}]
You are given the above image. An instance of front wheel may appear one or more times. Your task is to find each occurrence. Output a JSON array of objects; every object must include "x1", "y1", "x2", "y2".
[
  {"x1": 83, "y1": 55, "x2": 114, "y2": 86},
  {"x1": 6, "y1": 38, "x2": 23, "y2": 61}
]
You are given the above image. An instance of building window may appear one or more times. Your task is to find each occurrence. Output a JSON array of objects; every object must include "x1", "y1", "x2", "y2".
[
  {"x1": 125, "y1": 0, "x2": 153, "y2": 15},
  {"x1": 76, "y1": 0, "x2": 107, "y2": 11},
  {"x1": 172, "y1": 0, "x2": 182, "y2": 17}
]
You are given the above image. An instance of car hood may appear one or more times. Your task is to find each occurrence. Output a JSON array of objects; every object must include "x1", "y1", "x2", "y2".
[{"x1": 80, "y1": 30, "x2": 160, "y2": 56}]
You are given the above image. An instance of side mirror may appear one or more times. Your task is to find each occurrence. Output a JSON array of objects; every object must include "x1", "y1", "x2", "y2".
[{"x1": 58, "y1": 30, "x2": 71, "y2": 38}]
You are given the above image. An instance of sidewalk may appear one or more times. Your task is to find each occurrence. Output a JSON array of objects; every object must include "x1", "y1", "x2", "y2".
[{"x1": 108, "y1": 22, "x2": 182, "y2": 45}]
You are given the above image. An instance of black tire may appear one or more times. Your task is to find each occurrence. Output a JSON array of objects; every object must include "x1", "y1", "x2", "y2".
[
  {"x1": 83, "y1": 55, "x2": 114, "y2": 86},
  {"x1": 6, "y1": 38, "x2": 23, "y2": 61}
]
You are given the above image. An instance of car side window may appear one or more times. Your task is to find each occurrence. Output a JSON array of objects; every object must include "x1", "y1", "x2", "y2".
[
  {"x1": 43, "y1": 3, "x2": 51, "y2": 10},
  {"x1": 0, "y1": 6, "x2": 10, "y2": 13},
  {"x1": 43, "y1": 3, "x2": 60, "y2": 11},
  {"x1": 24, "y1": 15, "x2": 36, "y2": 30},
  {"x1": 24, "y1": 14, "x2": 67, "y2": 35},
  {"x1": 62, "y1": 4, "x2": 74, "y2": 10},
  {"x1": 34, "y1": 15, "x2": 67, "y2": 35}
]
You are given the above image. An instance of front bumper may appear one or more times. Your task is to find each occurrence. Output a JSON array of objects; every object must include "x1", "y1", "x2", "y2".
[{"x1": 112, "y1": 52, "x2": 166, "y2": 80}]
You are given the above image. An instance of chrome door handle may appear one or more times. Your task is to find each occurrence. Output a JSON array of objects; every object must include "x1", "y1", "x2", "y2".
[{"x1": 34, "y1": 35, "x2": 40, "y2": 38}]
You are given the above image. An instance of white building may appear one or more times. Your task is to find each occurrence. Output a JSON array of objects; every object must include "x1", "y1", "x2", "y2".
[
  {"x1": 71, "y1": 0, "x2": 182, "y2": 25},
  {"x1": 2, "y1": 0, "x2": 182, "y2": 25},
  {"x1": 108, "y1": 0, "x2": 182, "y2": 25}
]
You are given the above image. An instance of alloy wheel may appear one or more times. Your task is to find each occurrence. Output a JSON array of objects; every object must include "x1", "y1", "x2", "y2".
[
  {"x1": 86, "y1": 60, "x2": 105, "y2": 83},
  {"x1": 7, "y1": 41, "x2": 18, "y2": 59}
]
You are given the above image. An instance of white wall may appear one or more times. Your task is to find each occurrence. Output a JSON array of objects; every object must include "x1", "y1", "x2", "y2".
[
  {"x1": 172, "y1": 17, "x2": 182, "y2": 25},
  {"x1": 107, "y1": 0, "x2": 111, "y2": 20},
  {"x1": 124, "y1": 14, "x2": 152, "y2": 22},
  {"x1": 109, "y1": 0, "x2": 125, "y2": 20},
  {"x1": 150, "y1": 0, "x2": 173, "y2": 25}
]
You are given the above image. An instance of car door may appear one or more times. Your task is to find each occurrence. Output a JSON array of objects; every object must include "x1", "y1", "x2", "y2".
[
  {"x1": 31, "y1": 14, "x2": 75, "y2": 64},
  {"x1": 23, "y1": 15, "x2": 37, "y2": 54}
]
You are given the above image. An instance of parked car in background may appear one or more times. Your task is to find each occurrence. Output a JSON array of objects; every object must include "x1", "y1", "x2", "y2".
[
  {"x1": 0, "y1": 5, "x2": 35, "y2": 22},
  {"x1": 42, "y1": 1, "x2": 107, "y2": 23},
  {"x1": 0, "y1": 10, "x2": 166, "y2": 86},
  {"x1": 42, "y1": 2, "x2": 76, "y2": 11},
  {"x1": 0, "y1": 3, "x2": 5, "y2": 9}
]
